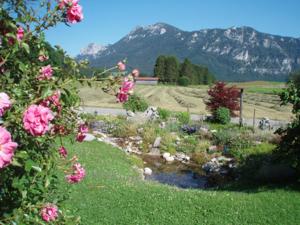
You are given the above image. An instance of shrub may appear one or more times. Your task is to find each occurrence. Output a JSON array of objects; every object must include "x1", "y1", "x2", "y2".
[
  {"x1": 178, "y1": 76, "x2": 190, "y2": 86},
  {"x1": 212, "y1": 128, "x2": 253, "y2": 151},
  {"x1": 231, "y1": 143, "x2": 276, "y2": 162},
  {"x1": 214, "y1": 107, "x2": 230, "y2": 124},
  {"x1": 195, "y1": 140, "x2": 211, "y2": 152},
  {"x1": 128, "y1": 154, "x2": 144, "y2": 168},
  {"x1": 158, "y1": 107, "x2": 172, "y2": 121},
  {"x1": 175, "y1": 111, "x2": 190, "y2": 124},
  {"x1": 160, "y1": 132, "x2": 177, "y2": 154},
  {"x1": 140, "y1": 125, "x2": 157, "y2": 152},
  {"x1": 192, "y1": 151, "x2": 209, "y2": 165},
  {"x1": 205, "y1": 82, "x2": 240, "y2": 116},
  {"x1": 176, "y1": 135, "x2": 198, "y2": 153},
  {"x1": 111, "y1": 121, "x2": 138, "y2": 138},
  {"x1": 123, "y1": 94, "x2": 148, "y2": 112}
]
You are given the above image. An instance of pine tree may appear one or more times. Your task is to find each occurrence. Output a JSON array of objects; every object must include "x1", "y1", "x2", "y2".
[
  {"x1": 165, "y1": 56, "x2": 179, "y2": 83},
  {"x1": 154, "y1": 55, "x2": 166, "y2": 82},
  {"x1": 180, "y1": 58, "x2": 196, "y2": 83}
]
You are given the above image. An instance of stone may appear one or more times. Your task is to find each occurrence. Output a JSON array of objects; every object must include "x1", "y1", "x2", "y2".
[
  {"x1": 199, "y1": 127, "x2": 209, "y2": 133},
  {"x1": 217, "y1": 156, "x2": 233, "y2": 162},
  {"x1": 84, "y1": 133, "x2": 96, "y2": 141},
  {"x1": 126, "y1": 110, "x2": 135, "y2": 117},
  {"x1": 137, "y1": 128, "x2": 144, "y2": 134},
  {"x1": 162, "y1": 152, "x2": 171, "y2": 159},
  {"x1": 144, "y1": 106, "x2": 159, "y2": 120},
  {"x1": 149, "y1": 148, "x2": 160, "y2": 156},
  {"x1": 153, "y1": 137, "x2": 162, "y2": 148},
  {"x1": 175, "y1": 153, "x2": 185, "y2": 161},
  {"x1": 144, "y1": 167, "x2": 152, "y2": 175},
  {"x1": 165, "y1": 156, "x2": 175, "y2": 162},
  {"x1": 159, "y1": 122, "x2": 166, "y2": 129}
]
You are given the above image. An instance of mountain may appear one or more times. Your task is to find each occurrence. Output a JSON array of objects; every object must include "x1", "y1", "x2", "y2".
[{"x1": 76, "y1": 23, "x2": 300, "y2": 81}]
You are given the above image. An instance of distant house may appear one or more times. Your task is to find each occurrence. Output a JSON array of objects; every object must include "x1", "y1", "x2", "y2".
[{"x1": 135, "y1": 77, "x2": 159, "y2": 85}]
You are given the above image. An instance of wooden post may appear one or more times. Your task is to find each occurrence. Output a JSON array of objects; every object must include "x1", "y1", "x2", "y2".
[
  {"x1": 239, "y1": 88, "x2": 244, "y2": 127},
  {"x1": 253, "y1": 108, "x2": 256, "y2": 132}
]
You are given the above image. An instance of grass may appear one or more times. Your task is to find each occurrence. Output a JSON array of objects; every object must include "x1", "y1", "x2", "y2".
[
  {"x1": 79, "y1": 82, "x2": 292, "y2": 120},
  {"x1": 60, "y1": 140, "x2": 300, "y2": 225}
]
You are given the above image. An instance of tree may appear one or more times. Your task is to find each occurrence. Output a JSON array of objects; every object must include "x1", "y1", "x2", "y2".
[
  {"x1": 276, "y1": 70, "x2": 300, "y2": 175},
  {"x1": 180, "y1": 58, "x2": 196, "y2": 83},
  {"x1": 165, "y1": 56, "x2": 179, "y2": 83},
  {"x1": 205, "y1": 82, "x2": 240, "y2": 116},
  {"x1": 154, "y1": 55, "x2": 166, "y2": 81}
]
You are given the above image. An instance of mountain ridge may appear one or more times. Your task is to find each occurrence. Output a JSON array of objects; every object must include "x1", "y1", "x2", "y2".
[{"x1": 77, "y1": 23, "x2": 300, "y2": 81}]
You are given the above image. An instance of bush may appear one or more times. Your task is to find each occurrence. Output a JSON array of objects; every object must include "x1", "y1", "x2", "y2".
[
  {"x1": 231, "y1": 143, "x2": 276, "y2": 162},
  {"x1": 214, "y1": 107, "x2": 230, "y2": 124},
  {"x1": 158, "y1": 108, "x2": 172, "y2": 121},
  {"x1": 205, "y1": 82, "x2": 240, "y2": 116},
  {"x1": 178, "y1": 76, "x2": 190, "y2": 86},
  {"x1": 176, "y1": 135, "x2": 198, "y2": 153},
  {"x1": 192, "y1": 151, "x2": 209, "y2": 165},
  {"x1": 111, "y1": 121, "x2": 138, "y2": 138},
  {"x1": 212, "y1": 128, "x2": 253, "y2": 151},
  {"x1": 175, "y1": 111, "x2": 190, "y2": 124},
  {"x1": 123, "y1": 94, "x2": 148, "y2": 112},
  {"x1": 160, "y1": 132, "x2": 177, "y2": 154}
]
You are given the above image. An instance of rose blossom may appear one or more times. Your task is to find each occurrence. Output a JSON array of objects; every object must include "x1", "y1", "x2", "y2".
[
  {"x1": 131, "y1": 69, "x2": 140, "y2": 77},
  {"x1": 117, "y1": 61, "x2": 126, "y2": 71},
  {"x1": 16, "y1": 27, "x2": 24, "y2": 41},
  {"x1": 0, "y1": 127, "x2": 18, "y2": 169},
  {"x1": 41, "y1": 91, "x2": 62, "y2": 113},
  {"x1": 76, "y1": 124, "x2": 88, "y2": 142},
  {"x1": 23, "y1": 105, "x2": 54, "y2": 136},
  {"x1": 0, "y1": 92, "x2": 11, "y2": 117},
  {"x1": 59, "y1": 146, "x2": 68, "y2": 158},
  {"x1": 66, "y1": 4, "x2": 83, "y2": 24},
  {"x1": 66, "y1": 162, "x2": 85, "y2": 183},
  {"x1": 58, "y1": 0, "x2": 79, "y2": 9},
  {"x1": 38, "y1": 54, "x2": 49, "y2": 62},
  {"x1": 38, "y1": 65, "x2": 53, "y2": 80},
  {"x1": 40, "y1": 204, "x2": 58, "y2": 222},
  {"x1": 116, "y1": 77, "x2": 134, "y2": 102}
]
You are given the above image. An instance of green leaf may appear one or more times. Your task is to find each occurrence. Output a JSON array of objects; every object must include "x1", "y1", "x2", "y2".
[{"x1": 22, "y1": 42, "x2": 30, "y2": 54}]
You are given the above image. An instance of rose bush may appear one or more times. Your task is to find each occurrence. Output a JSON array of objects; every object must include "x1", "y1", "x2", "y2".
[{"x1": 0, "y1": 1, "x2": 137, "y2": 223}]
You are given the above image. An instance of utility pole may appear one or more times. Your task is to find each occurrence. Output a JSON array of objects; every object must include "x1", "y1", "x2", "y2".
[{"x1": 239, "y1": 88, "x2": 244, "y2": 127}]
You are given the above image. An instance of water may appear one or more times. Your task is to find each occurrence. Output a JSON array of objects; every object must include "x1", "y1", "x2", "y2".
[{"x1": 142, "y1": 155, "x2": 211, "y2": 189}]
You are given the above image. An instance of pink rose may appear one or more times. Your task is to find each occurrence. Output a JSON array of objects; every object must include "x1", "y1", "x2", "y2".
[
  {"x1": 76, "y1": 124, "x2": 88, "y2": 142},
  {"x1": 58, "y1": 0, "x2": 79, "y2": 9},
  {"x1": 66, "y1": 162, "x2": 85, "y2": 183},
  {"x1": 131, "y1": 69, "x2": 140, "y2": 77},
  {"x1": 66, "y1": 4, "x2": 83, "y2": 24},
  {"x1": 16, "y1": 27, "x2": 24, "y2": 41},
  {"x1": 38, "y1": 65, "x2": 53, "y2": 80},
  {"x1": 0, "y1": 92, "x2": 12, "y2": 117},
  {"x1": 0, "y1": 127, "x2": 18, "y2": 169},
  {"x1": 38, "y1": 54, "x2": 49, "y2": 62},
  {"x1": 121, "y1": 78, "x2": 134, "y2": 93},
  {"x1": 40, "y1": 204, "x2": 58, "y2": 222},
  {"x1": 116, "y1": 92, "x2": 128, "y2": 103},
  {"x1": 23, "y1": 105, "x2": 54, "y2": 136},
  {"x1": 59, "y1": 146, "x2": 68, "y2": 158},
  {"x1": 40, "y1": 90, "x2": 62, "y2": 113},
  {"x1": 117, "y1": 61, "x2": 126, "y2": 71}
]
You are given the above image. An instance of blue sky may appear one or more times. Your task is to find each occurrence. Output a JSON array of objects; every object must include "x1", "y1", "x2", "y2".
[{"x1": 45, "y1": 0, "x2": 300, "y2": 56}]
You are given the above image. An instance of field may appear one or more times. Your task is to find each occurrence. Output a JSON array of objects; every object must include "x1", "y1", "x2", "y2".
[
  {"x1": 79, "y1": 81, "x2": 292, "y2": 121},
  {"x1": 60, "y1": 140, "x2": 300, "y2": 225}
]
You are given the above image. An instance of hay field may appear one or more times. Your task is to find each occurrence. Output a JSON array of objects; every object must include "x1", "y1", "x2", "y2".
[{"x1": 79, "y1": 82, "x2": 292, "y2": 121}]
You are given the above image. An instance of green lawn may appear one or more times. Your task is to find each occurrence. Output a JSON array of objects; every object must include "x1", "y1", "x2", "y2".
[{"x1": 61, "y1": 140, "x2": 300, "y2": 225}]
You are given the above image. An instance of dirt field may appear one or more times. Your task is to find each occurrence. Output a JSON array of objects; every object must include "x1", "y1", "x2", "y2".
[{"x1": 79, "y1": 81, "x2": 292, "y2": 121}]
